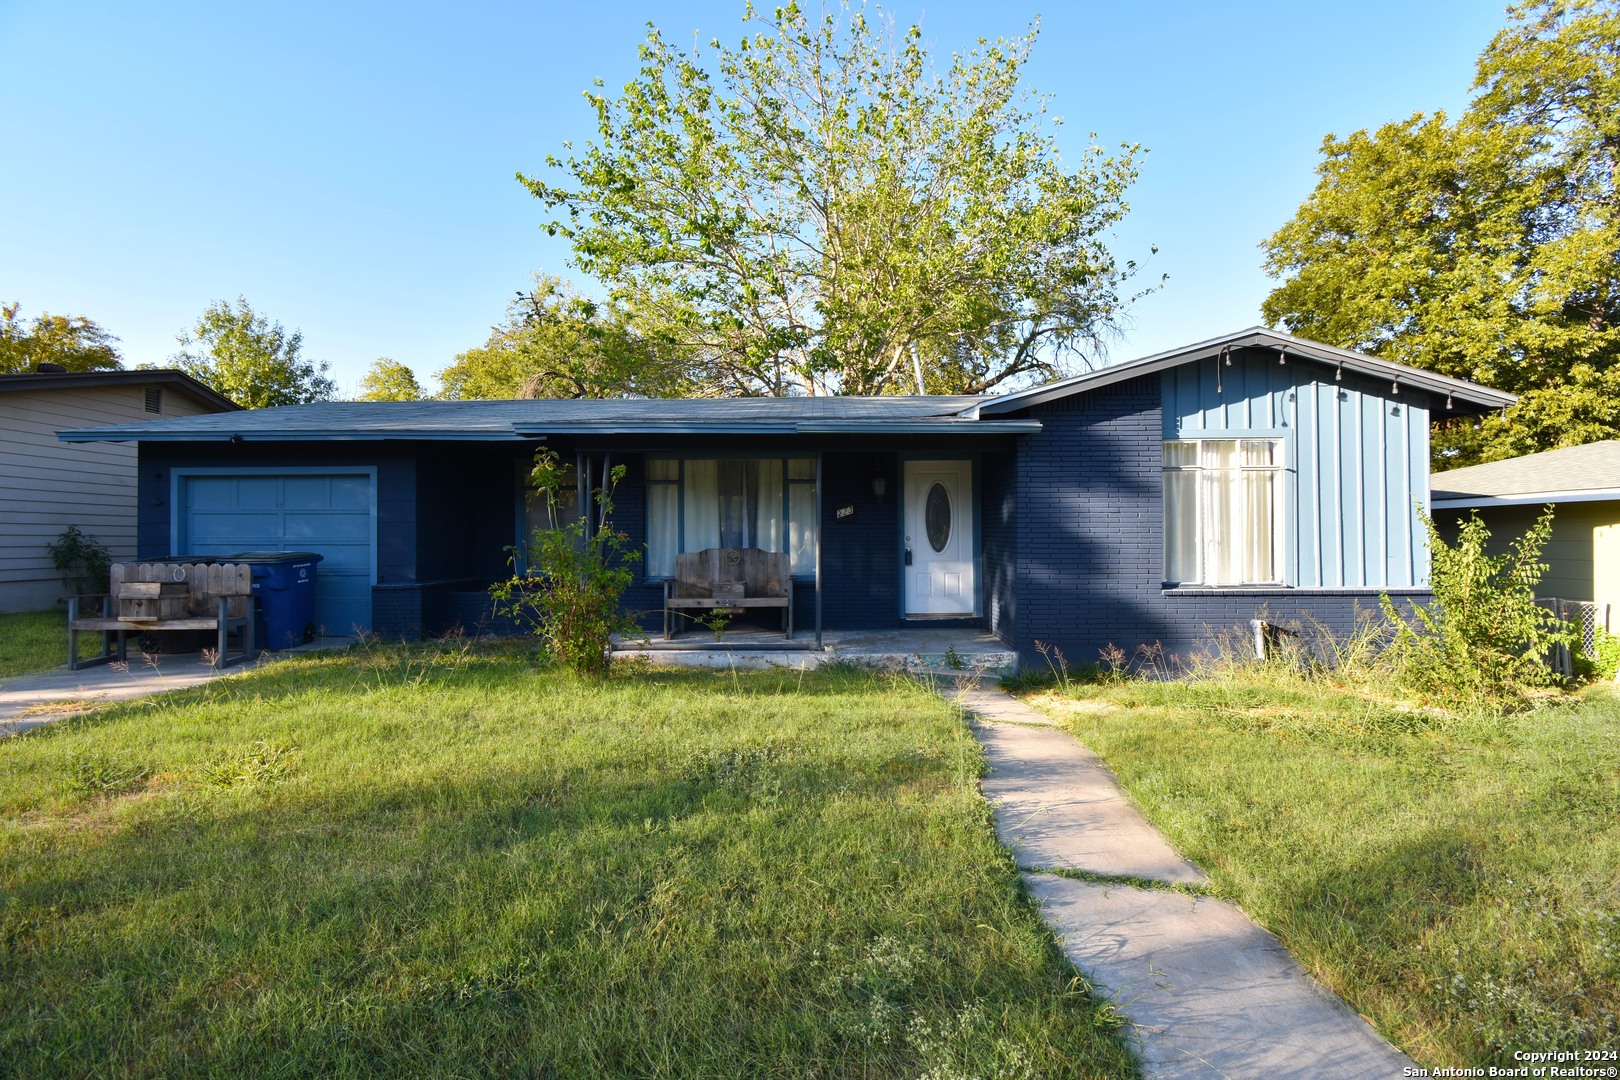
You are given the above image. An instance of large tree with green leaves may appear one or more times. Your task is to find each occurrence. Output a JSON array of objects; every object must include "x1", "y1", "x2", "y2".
[
  {"x1": 522, "y1": 2, "x2": 1152, "y2": 397},
  {"x1": 358, "y1": 357, "x2": 423, "y2": 401},
  {"x1": 438, "y1": 275, "x2": 695, "y2": 400},
  {"x1": 172, "y1": 297, "x2": 336, "y2": 409},
  {"x1": 1262, "y1": 0, "x2": 1620, "y2": 466},
  {"x1": 1, "y1": 302, "x2": 123, "y2": 374}
]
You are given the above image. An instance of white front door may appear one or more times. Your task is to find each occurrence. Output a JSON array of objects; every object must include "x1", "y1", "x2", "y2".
[{"x1": 903, "y1": 460, "x2": 975, "y2": 615}]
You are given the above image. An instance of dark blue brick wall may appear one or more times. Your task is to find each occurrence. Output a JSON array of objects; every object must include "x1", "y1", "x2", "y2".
[
  {"x1": 981, "y1": 450, "x2": 1018, "y2": 640},
  {"x1": 1004, "y1": 375, "x2": 1428, "y2": 669},
  {"x1": 819, "y1": 452, "x2": 901, "y2": 629}
]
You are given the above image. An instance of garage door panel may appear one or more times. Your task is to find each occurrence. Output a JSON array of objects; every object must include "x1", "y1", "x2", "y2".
[
  {"x1": 186, "y1": 478, "x2": 239, "y2": 510},
  {"x1": 281, "y1": 477, "x2": 332, "y2": 509},
  {"x1": 329, "y1": 476, "x2": 371, "y2": 507},
  {"x1": 236, "y1": 478, "x2": 281, "y2": 510},
  {"x1": 187, "y1": 514, "x2": 288, "y2": 546},
  {"x1": 179, "y1": 472, "x2": 374, "y2": 636},
  {"x1": 283, "y1": 513, "x2": 371, "y2": 545}
]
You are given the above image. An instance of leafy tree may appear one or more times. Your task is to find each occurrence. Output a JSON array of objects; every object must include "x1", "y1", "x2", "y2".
[
  {"x1": 522, "y1": 3, "x2": 1152, "y2": 397},
  {"x1": 1262, "y1": 0, "x2": 1620, "y2": 465},
  {"x1": 489, "y1": 450, "x2": 641, "y2": 677},
  {"x1": 438, "y1": 275, "x2": 695, "y2": 399},
  {"x1": 359, "y1": 357, "x2": 423, "y2": 401},
  {"x1": 172, "y1": 297, "x2": 336, "y2": 409},
  {"x1": 1, "y1": 302, "x2": 123, "y2": 373}
]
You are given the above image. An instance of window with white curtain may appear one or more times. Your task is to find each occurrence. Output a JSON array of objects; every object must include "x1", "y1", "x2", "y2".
[
  {"x1": 646, "y1": 457, "x2": 816, "y2": 579},
  {"x1": 1163, "y1": 439, "x2": 1284, "y2": 586}
]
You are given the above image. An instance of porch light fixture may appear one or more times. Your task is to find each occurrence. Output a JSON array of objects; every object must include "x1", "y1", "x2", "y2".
[
  {"x1": 1278, "y1": 347, "x2": 1287, "y2": 365},
  {"x1": 871, "y1": 471, "x2": 887, "y2": 499}
]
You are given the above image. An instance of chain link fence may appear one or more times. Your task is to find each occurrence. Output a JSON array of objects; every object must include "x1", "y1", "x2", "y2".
[{"x1": 1535, "y1": 597, "x2": 1609, "y2": 675}]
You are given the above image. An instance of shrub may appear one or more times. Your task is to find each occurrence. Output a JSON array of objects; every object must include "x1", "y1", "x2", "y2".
[
  {"x1": 1382, "y1": 507, "x2": 1572, "y2": 703},
  {"x1": 46, "y1": 525, "x2": 111, "y2": 600},
  {"x1": 1576, "y1": 625, "x2": 1620, "y2": 681},
  {"x1": 489, "y1": 451, "x2": 642, "y2": 677}
]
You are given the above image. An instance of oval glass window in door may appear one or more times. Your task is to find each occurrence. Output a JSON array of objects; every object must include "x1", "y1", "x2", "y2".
[{"x1": 925, "y1": 482, "x2": 952, "y2": 552}]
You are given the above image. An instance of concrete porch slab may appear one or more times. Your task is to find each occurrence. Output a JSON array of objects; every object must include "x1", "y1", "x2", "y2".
[{"x1": 611, "y1": 627, "x2": 1018, "y2": 675}]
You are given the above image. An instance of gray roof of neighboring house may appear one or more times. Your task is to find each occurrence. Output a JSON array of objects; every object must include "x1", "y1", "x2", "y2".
[
  {"x1": 57, "y1": 394, "x2": 1037, "y2": 441},
  {"x1": 56, "y1": 327, "x2": 1518, "y2": 444},
  {"x1": 1431, "y1": 440, "x2": 1620, "y2": 508},
  {"x1": 0, "y1": 368, "x2": 239, "y2": 412}
]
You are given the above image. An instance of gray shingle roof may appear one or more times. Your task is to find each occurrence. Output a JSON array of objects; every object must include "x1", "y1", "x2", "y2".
[
  {"x1": 56, "y1": 395, "x2": 1032, "y2": 442},
  {"x1": 1431, "y1": 440, "x2": 1620, "y2": 505}
]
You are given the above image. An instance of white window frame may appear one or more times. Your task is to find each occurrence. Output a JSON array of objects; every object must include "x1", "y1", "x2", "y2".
[{"x1": 1163, "y1": 438, "x2": 1287, "y2": 587}]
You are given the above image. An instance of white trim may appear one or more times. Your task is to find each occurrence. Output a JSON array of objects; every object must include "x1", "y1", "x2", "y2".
[{"x1": 1431, "y1": 490, "x2": 1620, "y2": 509}]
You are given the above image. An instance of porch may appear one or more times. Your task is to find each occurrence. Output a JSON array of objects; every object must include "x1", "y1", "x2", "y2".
[{"x1": 611, "y1": 626, "x2": 1018, "y2": 676}]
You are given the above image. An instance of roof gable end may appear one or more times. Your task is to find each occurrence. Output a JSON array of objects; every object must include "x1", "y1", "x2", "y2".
[{"x1": 970, "y1": 328, "x2": 1516, "y2": 417}]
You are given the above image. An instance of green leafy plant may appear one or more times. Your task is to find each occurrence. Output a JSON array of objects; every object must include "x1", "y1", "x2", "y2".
[
  {"x1": 1575, "y1": 625, "x2": 1620, "y2": 681},
  {"x1": 1382, "y1": 507, "x2": 1573, "y2": 703},
  {"x1": 489, "y1": 450, "x2": 642, "y2": 677},
  {"x1": 693, "y1": 608, "x2": 731, "y2": 641},
  {"x1": 46, "y1": 525, "x2": 111, "y2": 600}
]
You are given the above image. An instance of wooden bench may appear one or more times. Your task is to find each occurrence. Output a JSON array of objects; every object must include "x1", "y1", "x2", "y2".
[
  {"x1": 67, "y1": 562, "x2": 257, "y2": 670},
  {"x1": 663, "y1": 547, "x2": 793, "y2": 640}
]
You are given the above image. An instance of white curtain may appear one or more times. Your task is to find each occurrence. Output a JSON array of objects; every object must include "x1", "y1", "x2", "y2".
[
  {"x1": 645, "y1": 459, "x2": 679, "y2": 577},
  {"x1": 1163, "y1": 442, "x2": 1198, "y2": 583},
  {"x1": 1240, "y1": 440, "x2": 1276, "y2": 583},
  {"x1": 649, "y1": 456, "x2": 814, "y2": 576},
  {"x1": 684, "y1": 460, "x2": 721, "y2": 551},
  {"x1": 1163, "y1": 440, "x2": 1280, "y2": 586},
  {"x1": 1200, "y1": 441, "x2": 1240, "y2": 586}
]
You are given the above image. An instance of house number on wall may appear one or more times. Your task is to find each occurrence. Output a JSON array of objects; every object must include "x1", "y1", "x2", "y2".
[{"x1": 835, "y1": 505, "x2": 855, "y2": 521}]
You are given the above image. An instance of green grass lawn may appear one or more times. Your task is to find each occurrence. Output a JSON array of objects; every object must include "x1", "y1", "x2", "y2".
[
  {"x1": 0, "y1": 642, "x2": 1137, "y2": 1078},
  {"x1": 1015, "y1": 675, "x2": 1620, "y2": 1069},
  {"x1": 0, "y1": 608, "x2": 68, "y2": 679}
]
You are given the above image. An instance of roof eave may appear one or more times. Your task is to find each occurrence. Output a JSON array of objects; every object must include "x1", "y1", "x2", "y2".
[
  {"x1": 58, "y1": 428, "x2": 537, "y2": 443},
  {"x1": 973, "y1": 328, "x2": 1517, "y2": 416},
  {"x1": 1430, "y1": 490, "x2": 1620, "y2": 509}
]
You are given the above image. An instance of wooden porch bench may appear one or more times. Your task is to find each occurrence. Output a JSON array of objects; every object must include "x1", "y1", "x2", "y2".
[
  {"x1": 663, "y1": 547, "x2": 793, "y2": 640},
  {"x1": 67, "y1": 562, "x2": 257, "y2": 671}
]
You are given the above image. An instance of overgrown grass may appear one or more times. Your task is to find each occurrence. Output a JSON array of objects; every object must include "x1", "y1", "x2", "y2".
[
  {"x1": 0, "y1": 609, "x2": 68, "y2": 679},
  {"x1": 1016, "y1": 670, "x2": 1620, "y2": 1069},
  {"x1": 0, "y1": 640, "x2": 1137, "y2": 1078}
]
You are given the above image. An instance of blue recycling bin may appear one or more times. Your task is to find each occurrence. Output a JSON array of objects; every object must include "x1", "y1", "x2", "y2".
[{"x1": 229, "y1": 552, "x2": 324, "y2": 649}]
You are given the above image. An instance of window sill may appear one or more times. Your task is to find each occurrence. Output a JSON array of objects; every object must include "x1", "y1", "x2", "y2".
[{"x1": 1161, "y1": 586, "x2": 1430, "y2": 597}]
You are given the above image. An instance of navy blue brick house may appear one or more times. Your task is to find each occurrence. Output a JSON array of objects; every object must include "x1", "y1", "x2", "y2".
[{"x1": 61, "y1": 329, "x2": 1514, "y2": 668}]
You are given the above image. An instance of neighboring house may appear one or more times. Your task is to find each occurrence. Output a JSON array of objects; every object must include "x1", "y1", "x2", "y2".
[
  {"x1": 0, "y1": 369, "x2": 238, "y2": 612},
  {"x1": 59, "y1": 329, "x2": 1511, "y2": 666},
  {"x1": 1431, "y1": 440, "x2": 1620, "y2": 632}
]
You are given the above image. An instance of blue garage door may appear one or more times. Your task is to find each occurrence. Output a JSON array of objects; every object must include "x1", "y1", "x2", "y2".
[{"x1": 179, "y1": 472, "x2": 374, "y2": 636}]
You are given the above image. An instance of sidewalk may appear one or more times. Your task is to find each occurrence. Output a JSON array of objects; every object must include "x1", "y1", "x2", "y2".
[
  {"x1": 0, "y1": 639, "x2": 350, "y2": 736},
  {"x1": 948, "y1": 684, "x2": 1417, "y2": 1080}
]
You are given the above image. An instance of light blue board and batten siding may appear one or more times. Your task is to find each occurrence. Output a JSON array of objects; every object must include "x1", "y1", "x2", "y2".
[{"x1": 1162, "y1": 351, "x2": 1431, "y2": 589}]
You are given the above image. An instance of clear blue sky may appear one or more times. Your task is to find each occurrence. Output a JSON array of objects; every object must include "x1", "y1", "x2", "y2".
[{"x1": 1, "y1": 1, "x2": 1508, "y2": 395}]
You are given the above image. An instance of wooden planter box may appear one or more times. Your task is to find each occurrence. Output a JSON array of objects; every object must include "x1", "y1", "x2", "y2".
[{"x1": 117, "y1": 581, "x2": 190, "y2": 622}]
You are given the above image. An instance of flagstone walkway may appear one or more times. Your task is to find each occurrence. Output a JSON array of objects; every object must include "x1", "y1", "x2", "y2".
[{"x1": 947, "y1": 683, "x2": 1417, "y2": 1079}]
